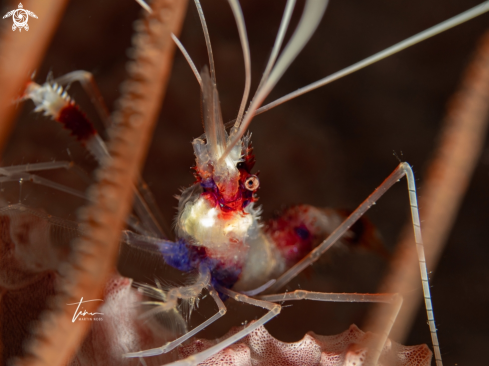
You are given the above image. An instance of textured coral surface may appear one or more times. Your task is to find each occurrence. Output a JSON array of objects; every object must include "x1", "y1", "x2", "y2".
[{"x1": 179, "y1": 323, "x2": 432, "y2": 366}]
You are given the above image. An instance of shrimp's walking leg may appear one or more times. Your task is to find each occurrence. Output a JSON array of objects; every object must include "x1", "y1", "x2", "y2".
[
  {"x1": 134, "y1": 178, "x2": 171, "y2": 239},
  {"x1": 32, "y1": 70, "x2": 172, "y2": 239},
  {"x1": 56, "y1": 70, "x2": 171, "y2": 239},
  {"x1": 260, "y1": 291, "x2": 403, "y2": 365},
  {"x1": 169, "y1": 285, "x2": 281, "y2": 366},
  {"x1": 0, "y1": 161, "x2": 150, "y2": 234},
  {"x1": 267, "y1": 162, "x2": 443, "y2": 366},
  {"x1": 0, "y1": 174, "x2": 85, "y2": 199},
  {"x1": 1, "y1": 161, "x2": 91, "y2": 183},
  {"x1": 122, "y1": 230, "x2": 176, "y2": 253},
  {"x1": 0, "y1": 161, "x2": 88, "y2": 199},
  {"x1": 53, "y1": 70, "x2": 111, "y2": 128},
  {"x1": 269, "y1": 163, "x2": 409, "y2": 290},
  {"x1": 124, "y1": 272, "x2": 227, "y2": 358}
]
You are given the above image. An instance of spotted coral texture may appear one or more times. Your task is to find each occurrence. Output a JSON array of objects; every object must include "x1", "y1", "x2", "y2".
[{"x1": 178, "y1": 323, "x2": 432, "y2": 366}]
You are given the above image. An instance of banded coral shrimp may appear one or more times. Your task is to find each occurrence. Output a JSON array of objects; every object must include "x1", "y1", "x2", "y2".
[{"x1": 1, "y1": 0, "x2": 489, "y2": 365}]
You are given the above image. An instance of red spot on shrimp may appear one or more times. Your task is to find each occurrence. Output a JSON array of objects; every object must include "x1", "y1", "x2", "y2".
[
  {"x1": 265, "y1": 205, "x2": 316, "y2": 265},
  {"x1": 193, "y1": 140, "x2": 258, "y2": 215},
  {"x1": 56, "y1": 104, "x2": 96, "y2": 143},
  {"x1": 266, "y1": 205, "x2": 389, "y2": 266}
]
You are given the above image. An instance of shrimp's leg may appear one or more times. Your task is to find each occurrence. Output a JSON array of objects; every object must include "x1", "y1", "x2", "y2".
[
  {"x1": 0, "y1": 174, "x2": 84, "y2": 199},
  {"x1": 124, "y1": 272, "x2": 227, "y2": 358},
  {"x1": 168, "y1": 285, "x2": 281, "y2": 366},
  {"x1": 53, "y1": 70, "x2": 111, "y2": 128},
  {"x1": 133, "y1": 178, "x2": 171, "y2": 239},
  {"x1": 54, "y1": 70, "x2": 171, "y2": 238},
  {"x1": 259, "y1": 291, "x2": 403, "y2": 365},
  {"x1": 0, "y1": 161, "x2": 91, "y2": 183},
  {"x1": 53, "y1": 70, "x2": 172, "y2": 239},
  {"x1": 122, "y1": 230, "x2": 175, "y2": 253},
  {"x1": 267, "y1": 162, "x2": 443, "y2": 366},
  {"x1": 0, "y1": 161, "x2": 150, "y2": 234},
  {"x1": 268, "y1": 163, "x2": 411, "y2": 290},
  {"x1": 26, "y1": 71, "x2": 171, "y2": 239},
  {"x1": 0, "y1": 161, "x2": 87, "y2": 199}
]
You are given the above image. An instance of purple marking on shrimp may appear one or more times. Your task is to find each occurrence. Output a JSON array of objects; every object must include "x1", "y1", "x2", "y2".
[{"x1": 159, "y1": 239, "x2": 242, "y2": 291}]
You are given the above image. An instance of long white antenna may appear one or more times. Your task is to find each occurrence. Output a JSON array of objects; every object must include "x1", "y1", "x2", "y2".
[
  {"x1": 171, "y1": 33, "x2": 203, "y2": 89},
  {"x1": 255, "y1": 0, "x2": 296, "y2": 96},
  {"x1": 227, "y1": 0, "x2": 252, "y2": 129},
  {"x1": 134, "y1": 0, "x2": 152, "y2": 13},
  {"x1": 221, "y1": 0, "x2": 329, "y2": 161},
  {"x1": 254, "y1": 0, "x2": 489, "y2": 116},
  {"x1": 194, "y1": 0, "x2": 217, "y2": 85}
]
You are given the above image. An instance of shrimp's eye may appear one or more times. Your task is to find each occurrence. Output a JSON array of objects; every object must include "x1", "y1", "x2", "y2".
[{"x1": 244, "y1": 175, "x2": 259, "y2": 191}]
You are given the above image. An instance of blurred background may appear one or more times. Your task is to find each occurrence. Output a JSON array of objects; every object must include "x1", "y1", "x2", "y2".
[{"x1": 1, "y1": 0, "x2": 489, "y2": 364}]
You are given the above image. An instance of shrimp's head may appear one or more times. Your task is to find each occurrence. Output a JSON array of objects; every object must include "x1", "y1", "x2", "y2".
[
  {"x1": 175, "y1": 129, "x2": 260, "y2": 254},
  {"x1": 175, "y1": 68, "x2": 261, "y2": 252},
  {"x1": 192, "y1": 131, "x2": 259, "y2": 214},
  {"x1": 191, "y1": 66, "x2": 260, "y2": 214}
]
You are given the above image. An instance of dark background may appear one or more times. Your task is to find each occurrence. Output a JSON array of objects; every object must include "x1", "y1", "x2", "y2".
[{"x1": 1, "y1": 0, "x2": 489, "y2": 364}]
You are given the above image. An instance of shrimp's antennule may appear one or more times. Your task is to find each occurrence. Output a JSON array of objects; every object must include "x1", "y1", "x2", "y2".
[
  {"x1": 194, "y1": 0, "x2": 217, "y2": 86},
  {"x1": 171, "y1": 33, "x2": 203, "y2": 89},
  {"x1": 220, "y1": 0, "x2": 329, "y2": 162},
  {"x1": 227, "y1": 0, "x2": 251, "y2": 129},
  {"x1": 201, "y1": 66, "x2": 226, "y2": 160},
  {"x1": 134, "y1": 0, "x2": 152, "y2": 13},
  {"x1": 254, "y1": 0, "x2": 296, "y2": 98},
  {"x1": 254, "y1": 1, "x2": 489, "y2": 117}
]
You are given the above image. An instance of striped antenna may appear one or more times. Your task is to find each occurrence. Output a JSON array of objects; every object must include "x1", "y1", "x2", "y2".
[{"x1": 403, "y1": 165, "x2": 443, "y2": 366}]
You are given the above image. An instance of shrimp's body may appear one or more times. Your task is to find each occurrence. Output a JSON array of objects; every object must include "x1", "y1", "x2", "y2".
[{"x1": 12, "y1": 0, "x2": 489, "y2": 365}]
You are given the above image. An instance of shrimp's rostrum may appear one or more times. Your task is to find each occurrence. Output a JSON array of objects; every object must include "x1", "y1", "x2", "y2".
[{"x1": 2, "y1": 0, "x2": 489, "y2": 365}]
